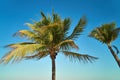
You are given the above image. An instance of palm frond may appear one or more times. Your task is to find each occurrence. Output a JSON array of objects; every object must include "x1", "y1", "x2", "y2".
[
  {"x1": 89, "y1": 28, "x2": 105, "y2": 43},
  {"x1": 25, "y1": 23, "x2": 38, "y2": 31},
  {"x1": 66, "y1": 16, "x2": 87, "y2": 40},
  {"x1": 53, "y1": 13, "x2": 61, "y2": 23},
  {"x1": 0, "y1": 51, "x2": 14, "y2": 64},
  {"x1": 25, "y1": 51, "x2": 49, "y2": 60},
  {"x1": 112, "y1": 45, "x2": 119, "y2": 54},
  {"x1": 41, "y1": 31, "x2": 53, "y2": 44},
  {"x1": 13, "y1": 30, "x2": 44, "y2": 43},
  {"x1": 63, "y1": 51, "x2": 98, "y2": 63},
  {"x1": 63, "y1": 18, "x2": 71, "y2": 36},
  {"x1": 26, "y1": 23, "x2": 47, "y2": 34},
  {"x1": 40, "y1": 11, "x2": 52, "y2": 25},
  {"x1": 39, "y1": 23, "x2": 63, "y2": 44},
  {"x1": 5, "y1": 42, "x2": 35, "y2": 48},
  {"x1": 1, "y1": 44, "x2": 46, "y2": 64},
  {"x1": 41, "y1": 11, "x2": 46, "y2": 19},
  {"x1": 111, "y1": 28, "x2": 120, "y2": 42},
  {"x1": 14, "y1": 30, "x2": 37, "y2": 38},
  {"x1": 54, "y1": 40, "x2": 79, "y2": 50}
]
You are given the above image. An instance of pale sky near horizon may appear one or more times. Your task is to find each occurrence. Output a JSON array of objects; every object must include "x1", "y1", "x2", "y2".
[{"x1": 0, "y1": 0, "x2": 120, "y2": 80}]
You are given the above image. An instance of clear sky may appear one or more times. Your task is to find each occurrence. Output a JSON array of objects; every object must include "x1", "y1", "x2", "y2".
[{"x1": 0, "y1": 0, "x2": 120, "y2": 80}]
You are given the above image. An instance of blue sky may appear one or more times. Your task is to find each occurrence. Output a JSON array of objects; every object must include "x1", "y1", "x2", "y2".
[{"x1": 0, "y1": 0, "x2": 120, "y2": 80}]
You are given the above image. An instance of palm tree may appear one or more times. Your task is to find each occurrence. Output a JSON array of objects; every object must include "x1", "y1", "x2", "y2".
[
  {"x1": 89, "y1": 22, "x2": 120, "y2": 68},
  {"x1": 0, "y1": 12, "x2": 97, "y2": 80}
]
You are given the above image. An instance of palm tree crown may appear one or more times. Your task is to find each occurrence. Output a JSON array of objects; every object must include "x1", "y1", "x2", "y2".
[
  {"x1": 89, "y1": 22, "x2": 120, "y2": 67},
  {"x1": 89, "y1": 22, "x2": 120, "y2": 44},
  {"x1": 1, "y1": 12, "x2": 97, "y2": 63},
  {"x1": 0, "y1": 11, "x2": 98, "y2": 80}
]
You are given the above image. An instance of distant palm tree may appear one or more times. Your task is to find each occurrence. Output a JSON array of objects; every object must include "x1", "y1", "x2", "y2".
[
  {"x1": 89, "y1": 22, "x2": 120, "y2": 68},
  {"x1": 0, "y1": 12, "x2": 97, "y2": 80}
]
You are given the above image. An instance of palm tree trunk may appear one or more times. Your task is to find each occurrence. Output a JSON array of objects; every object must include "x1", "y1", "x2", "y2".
[
  {"x1": 107, "y1": 45, "x2": 120, "y2": 68},
  {"x1": 51, "y1": 55, "x2": 56, "y2": 80}
]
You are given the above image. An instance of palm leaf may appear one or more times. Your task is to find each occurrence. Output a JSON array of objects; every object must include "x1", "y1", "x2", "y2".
[
  {"x1": 41, "y1": 11, "x2": 46, "y2": 19},
  {"x1": 54, "y1": 40, "x2": 79, "y2": 51},
  {"x1": 5, "y1": 42, "x2": 35, "y2": 48},
  {"x1": 1, "y1": 44, "x2": 46, "y2": 63},
  {"x1": 111, "y1": 28, "x2": 120, "y2": 42},
  {"x1": 63, "y1": 18, "x2": 71, "y2": 38},
  {"x1": 25, "y1": 51, "x2": 49, "y2": 60},
  {"x1": 25, "y1": 23, "x2": 38, "y2": 31},
  {"x1": 66, "y1": 16, "x2": 87, "y2": 40},
  {"x1": 53, "y1": 13, "x2": 61, "y2": 23},
  {"x1": 14, "y1": 30, "x2": 37, "y2": 38},
  {"x1": 112, "y1": 45, "x2": 119, "y2": 54},
  {"x1": 63, "y1": 51, "x2": 98, "y2": 63},
  {"x1": 89, "y1": 28, "x2": 105, "y2": 43},
  {"x1": 40, "y1": 11, "x2": 52, "y2": 25}
]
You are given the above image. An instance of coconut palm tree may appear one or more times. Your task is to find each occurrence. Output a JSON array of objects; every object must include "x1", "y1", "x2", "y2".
[
  {"x1": 89, "y1": 22, "x2": 120, "y2": 68},
  {"x1": 0, "y1": 12, "x2": 97, "y2": 80}
]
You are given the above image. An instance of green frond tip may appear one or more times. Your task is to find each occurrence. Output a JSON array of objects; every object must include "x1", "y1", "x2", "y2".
[
  {"x1": 63, "y1": 18, "x2": 71, "y2": 34},
  {"x1": 63, "y1": 51, "x2": 98, "y2": 63},
  {"x1": 66, "y1": 16, "x2": 87, "y2": 40},
  {"x1": 40, "y1": 11, "x2": 46, "y2": 18}
]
